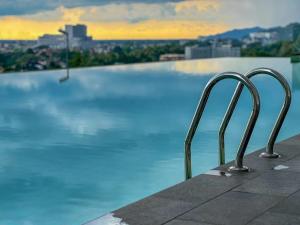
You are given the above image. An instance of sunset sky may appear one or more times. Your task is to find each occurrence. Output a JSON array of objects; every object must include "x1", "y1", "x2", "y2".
[{"x1": 0, "y1": 0, "x2": 300, "y2": 40}]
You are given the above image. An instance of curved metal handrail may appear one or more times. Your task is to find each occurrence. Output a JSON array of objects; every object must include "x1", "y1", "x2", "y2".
[
  {"x1": 185, "y1": 72, "x2": 260, "y2": 180},
  {"x1": 219, "y1": 68, "x2": 291, "y2": 160}
]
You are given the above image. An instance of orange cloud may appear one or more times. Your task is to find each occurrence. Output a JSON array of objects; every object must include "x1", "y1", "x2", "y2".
[
  {"x1": 0, "y1": 17, "x2": 65, "y2": 40},
  {"x1": 0, "y1": 17, "x2": 228, "y2": 40},
  {"x1": 60, "y1": 6, "x2": 85, "y2": 23},
  {"x1": 0, "y1": 2, "x2": 228, "y2": 40}
]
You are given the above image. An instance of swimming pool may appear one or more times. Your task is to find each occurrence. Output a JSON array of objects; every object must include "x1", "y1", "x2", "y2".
[{"x1": 1, "y1": 58, "x2": 300, "y2": 225}]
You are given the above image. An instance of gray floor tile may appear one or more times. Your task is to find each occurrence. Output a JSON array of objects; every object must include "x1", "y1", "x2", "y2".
[
  {"x1": 165, "y1": 219, "x2": 215, "y2": 225},
  {"x1": 180, "y1": 191, "x2": 282, "y2": 225},
  {"x1": 274, "y1": 143, "x2": 300, "y2": 161},
  {"x1": 278, "y1": 155, "x2": 300, "y2": 173},
  {"x1": 241, "y1": 153, "x2": 280, "y2": 171},
  {"x1": 113, "y1": 196, "x2": 194, "y2": 225},
  {"x1": 247, "y1": 212, "x2": 300, "y2": 225},
  {"x1": 156, "y1": 174, "x2": 242, "y2": 205},
  {"x1": 277, "y1": 134, "x2": 300, "y2": 146},
  {"x1": 270, "y1": 190, "x2": 300, "y2": 216},
  {"x1": 233, "y1": 170, "x2": 300, "y2": 196}
]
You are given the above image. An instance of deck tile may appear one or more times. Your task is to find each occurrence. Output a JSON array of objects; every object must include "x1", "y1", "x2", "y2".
[
  {"x1": 113, "y1": 196, "x2": 194, "y2": 225},
  {"x1": 233, "y1": 170, "x2": 300, "y2": 196},
  {"x1": 180, "y1": 191, "x2": 282, "y2": 225},
  {"x1": 247, "y1": 212, "x2": 300, "y2": 225}
]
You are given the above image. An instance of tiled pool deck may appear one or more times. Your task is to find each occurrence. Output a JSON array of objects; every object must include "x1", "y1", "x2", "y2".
[{"x1": 86, "y1": 134, "x2": 300, "y2": 225}]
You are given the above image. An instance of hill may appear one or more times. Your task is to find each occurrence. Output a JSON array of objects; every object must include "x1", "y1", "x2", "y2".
[
  {"x1": 202, "y1": 23, "x2": 300, "y2": 41},
  {"x1": 203, "y1": 27, "x2": 264, "y2": 40}
]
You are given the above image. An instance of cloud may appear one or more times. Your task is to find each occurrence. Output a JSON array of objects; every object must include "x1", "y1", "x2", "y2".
[
  {"x1": 80, "y1": 4, "x2": 176, "y2": 24},
  {"x1": 2, "y1": 0, "x2": 299, "y2": 28},
  {"x1": 0, "y1": 0, "x2": 300, "y2": 39},
  {"x1": 21, "y1": 1, "x2": 219, "y2": 23},
  {"x1": 0, "y1": 0, "x2": 226, "y2": 39},
  {"x1": 0, "y1": 14, "x2": 228, "y2": 40},
  {"x1": 0, "y1": 0, "x2": 182, "y2": 16},
  {"x1": 175, "y1": 0, "x2": 219, "y2": 13},
  {"x1": 214, "y1": 0, "x2": 300, "y2": 28}
]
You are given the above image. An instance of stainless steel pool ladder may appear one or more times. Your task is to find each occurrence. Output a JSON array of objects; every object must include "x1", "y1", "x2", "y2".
[
  {"x1": 220, "y1": 68, "x2": 291, "y2": 159},
  {"x1": 185, "y1": 72, "x2": 260, "y2": 180},
  {"x1": 185, "y1": 68, "x2": 292, "y2": 180}
]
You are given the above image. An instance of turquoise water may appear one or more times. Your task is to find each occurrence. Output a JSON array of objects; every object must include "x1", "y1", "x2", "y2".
[{"x1": 0, "y1": 58, "x2": 300, "y2": 225}]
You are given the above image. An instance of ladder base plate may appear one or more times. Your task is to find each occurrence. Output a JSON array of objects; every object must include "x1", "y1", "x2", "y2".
[
  {"x1": 228, "y1": 166, "x2": 250, "y2": 172},
  {"x1": 259, "y1": 152, "x2": 280, "y2": 159}
]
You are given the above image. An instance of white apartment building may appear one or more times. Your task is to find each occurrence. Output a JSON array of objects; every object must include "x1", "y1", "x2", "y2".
[
  {"x1": 246, "y1": 31, "x2": 278, "y2": 45},
  {"x1": 37, "y1": 34, "x2": 66, "y2": 49},
  {"x1": 185, "y1": 44, "x2": 241, "y2": 60}
]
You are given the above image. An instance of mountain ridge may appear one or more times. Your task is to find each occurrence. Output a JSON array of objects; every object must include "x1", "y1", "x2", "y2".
[
  {"x1": 203, "y1": 27, "x2": 264, "y2": 40},
  {"x1": 202, "y1": 23, "x2": 300, "y2": 41}
]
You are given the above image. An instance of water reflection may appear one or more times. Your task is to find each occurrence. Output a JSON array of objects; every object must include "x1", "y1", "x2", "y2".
[
  {"x1": 174, "y1": 57, "x2": 292, "y2": 75},
  {"x1": 59, "y1": 68, "x2": 70, "y2": 83},
  {"x1": 292, "y1": 62, "x2": 300, "y2": 91}
]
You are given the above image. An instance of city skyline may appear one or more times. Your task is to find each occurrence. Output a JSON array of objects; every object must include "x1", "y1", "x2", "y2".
[{"x1": 0, "y1": 0, "x2": 300, "y2": 40}]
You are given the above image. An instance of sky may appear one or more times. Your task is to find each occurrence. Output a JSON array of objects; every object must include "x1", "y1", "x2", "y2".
[{"x1": 0, "y1": 0, "x2": 300, "y2": 40}]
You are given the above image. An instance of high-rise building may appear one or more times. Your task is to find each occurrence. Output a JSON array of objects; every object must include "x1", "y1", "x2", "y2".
[
  {"x1": 65, "y1": 24, "x2": 93, "y2": 49},
  {"x1": 37, "y1": 24, "x2": 93, "y2": 49},
  {"x1": 65, "y1": 24, "x2": 87, "y2": 40}
]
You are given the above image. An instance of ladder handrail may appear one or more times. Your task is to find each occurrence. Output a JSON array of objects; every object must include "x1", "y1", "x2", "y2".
[
  {"x1": 219, "y1": 68, "x2": 291, "y2": 160},
  {"x1": 185, "y1": 72, "x2": 260, "y2": 180}
]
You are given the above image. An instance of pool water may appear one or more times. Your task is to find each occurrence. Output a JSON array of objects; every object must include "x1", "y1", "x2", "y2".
[{"x1": 1, "y1": 58, "x2": 300, "y2": 225}]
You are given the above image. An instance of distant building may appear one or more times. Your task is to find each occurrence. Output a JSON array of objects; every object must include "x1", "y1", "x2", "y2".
[
  {"x1": 159, "y1": 54, "x2": 185, "y2": 61},
  {"x1": 37, "y1": 34, "x2": 66, "y2": 49},
  {"x1": 65, "y1": 24, "x2": 93, "y2": 49},
  {"x1": 185, "y1": 46, "x2": 211, "y2": 59},
  {"x1": 185, "y1": 43, "x2": 240, "y2": 60},
  {"x1": 212, "y1": 43, "x2": 241, "y2": 58},
  {"x1": 0, "y1": 40, "x2": 35, "y2": 52},
  {"x1": 246, "y1": 31, "x2": 278, "y2": 45},
  {"x1": 37, "y1": 24, "x2": 93, "y2": 49},
  {"x1": 292, "y1": 25, "x2": 300, "y2": 41},
  {"x1": 66, "y1": 24, "x2": 87, "y2": 40}
]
